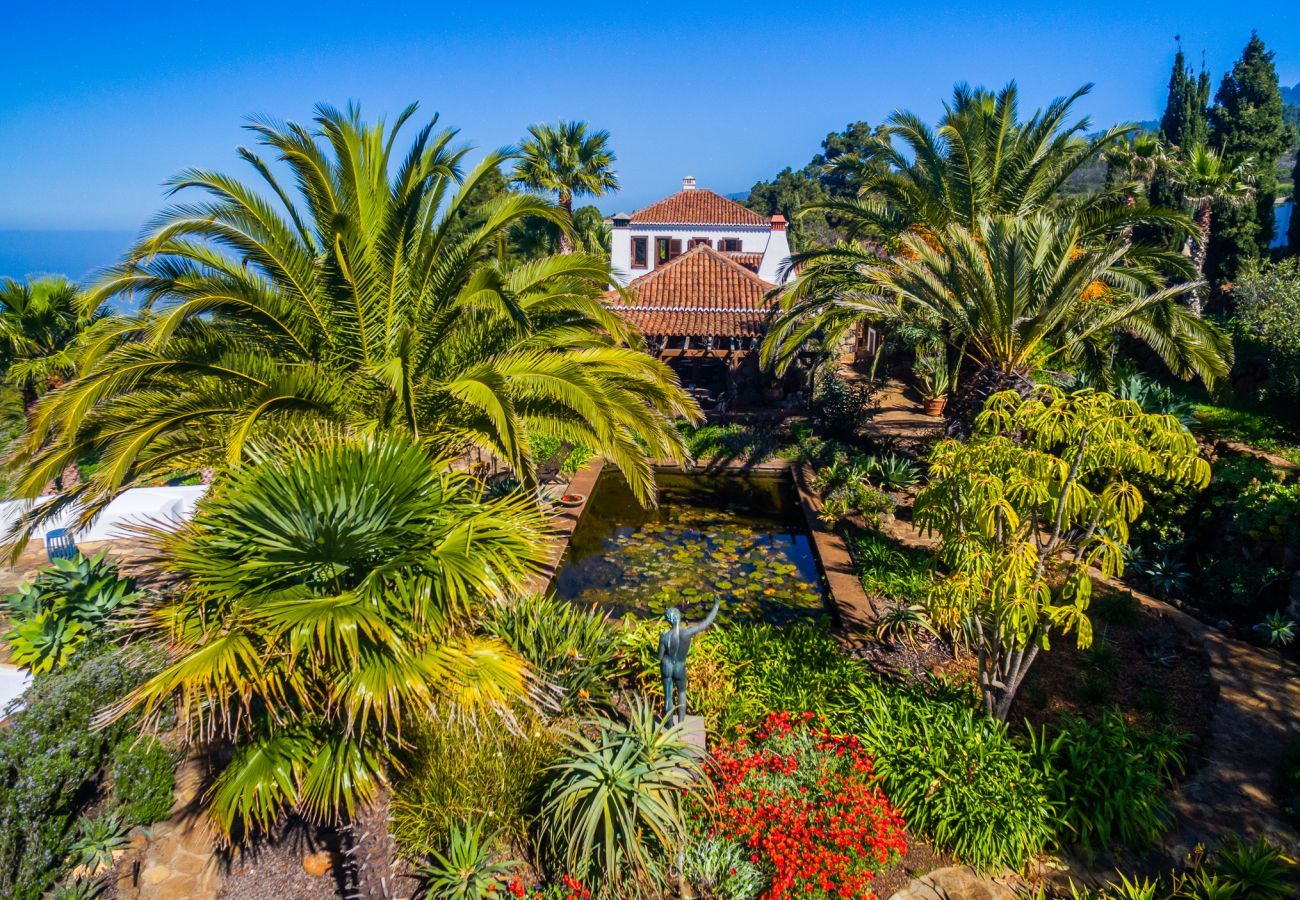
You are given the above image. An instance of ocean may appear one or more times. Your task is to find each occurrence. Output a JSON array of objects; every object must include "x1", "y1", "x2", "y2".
[{"x1": 0, "y1": 229, "x2": 136, "y2": 284}]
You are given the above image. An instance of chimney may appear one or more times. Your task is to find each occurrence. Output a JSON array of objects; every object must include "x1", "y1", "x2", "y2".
[
  {"x1": 770, "y1": 214, "x2": 787, "y2": 231},
  {"x1": 682, "y1": 176, "x2": 697, "y2": 191},
  {"x1": 610, "y1": 212, "x2": 631, "y2": 228}
]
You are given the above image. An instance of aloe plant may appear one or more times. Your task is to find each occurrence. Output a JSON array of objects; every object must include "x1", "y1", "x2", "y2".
[{"x1": 416, "y1": 819, "x2": 518, "y2": 900}]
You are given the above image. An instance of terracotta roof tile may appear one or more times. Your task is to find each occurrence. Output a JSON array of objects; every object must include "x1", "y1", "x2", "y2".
[
  {"x1": 605, "y1": 244, "x2": 776, "y2": 339},
  {"x1": 629, "y1": 188, "x2": 769, "y2": 226},
  {"x1": 722, "y1": 251, "x2": 762, "y2": 272}
]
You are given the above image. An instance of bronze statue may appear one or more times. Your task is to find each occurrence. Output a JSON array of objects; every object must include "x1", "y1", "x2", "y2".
[{"x1": 657, "y1": 598, "x2": 720, "y2": 726}]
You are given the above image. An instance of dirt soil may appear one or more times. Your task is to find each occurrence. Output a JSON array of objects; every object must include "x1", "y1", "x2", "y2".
[{"x1": 1013, "y1": 581, "x2": 1216, "y2": 748}]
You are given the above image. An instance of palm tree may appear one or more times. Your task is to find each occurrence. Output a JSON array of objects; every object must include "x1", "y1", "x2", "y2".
[
  {"x1": 513, "y1": 121, "x2": 619, "y2": 253},
  {"x1": 762, "y1": 83, "x2": 1226, "y2": 423},
  {"x1": 0, "y1": 277, "x2": 107, "y2": 491},
  {"x1": 1103, "y1": 132, "x2": 1174, "y2": 194},
  {"x1": 764, "y1": 214, "x2": 1231, "y2": 430},
  {"x1": 1172, "y1": 144, "x2": 1255, "y2": 314},
  {"x1": 102, "y1": 431, "x2": 553, "y2": 898},
  {"x1": 0, "y1": 277, "x2": 103, "y2": 418},
  {"x1": 816, "y1": 83, "x2": 1178, "y2": 240},
  {"x1": 8, "y1": 104, "x2": 696, "y2": 539}
]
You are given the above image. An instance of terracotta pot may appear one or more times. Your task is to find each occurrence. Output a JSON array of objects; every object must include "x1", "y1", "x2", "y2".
[{"x1": 923, "y1": 396, "x2": 948, "y2": 417}]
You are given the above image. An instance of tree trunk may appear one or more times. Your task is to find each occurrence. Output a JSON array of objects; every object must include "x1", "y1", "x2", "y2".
[
  {"x1": 1189, "y1": 200, "x2": 1212, "y2": 317},
  {"x1": 345, "y1": 790, "x2": 395, "y2": 899},
  {"x1": 558, "y1": 193, "x2": 574, "y2": 254},
  {"x1": 943, "y1": 364, "x2": 1035, "y2": 438},
  {"x1": 57, "y1": 462, "x2": 81, "y2": 493}
]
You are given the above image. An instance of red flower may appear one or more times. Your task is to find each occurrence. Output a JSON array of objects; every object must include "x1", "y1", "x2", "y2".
[{"x1": 690, "y1": 711, "x2": 908, "y2": 900}]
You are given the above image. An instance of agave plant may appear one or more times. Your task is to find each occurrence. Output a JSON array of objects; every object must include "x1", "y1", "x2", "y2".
[
  {"x1": 1, "y1": 552, "x2": 141, "y2": 672},
  {"x1": 865, "y1": 453, "x2": 921, "y2": 492},
  {"x1": 5, "y1": 611, "x2": 84, "y2": 673},
  {"x1": 1254, "y1": 612, "x2": 1297, "y2": 648},
  {"x1": 67, "y1": 812, "x2": 129, "y2": 875},
  {"x1": 538, "y1": 698, "x2": 705, "y2": 889},
  {"x1": 47, "y1": 879, "x2": 105, "y2": 900},
  {"x1": 1212, "y1": 836, "x2": 1292, "y2": 899},
  {"x1": 1141, "y1": 553, "x2": 1192, "y2": 598},
  {"x1": 415, "y1": 819, "x2": 518, "y2": 900},
  {"x1": 872, "y1": 604, "x2": 937, "y2": 649}
]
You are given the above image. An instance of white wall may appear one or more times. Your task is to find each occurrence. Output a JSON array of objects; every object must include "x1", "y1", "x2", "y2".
[
  {"x1": 610, "y1": 223, "x2": 790, "y2": 286},
  {"x1": 0, "y1": 484, "x2": 208, "y2": 545}
]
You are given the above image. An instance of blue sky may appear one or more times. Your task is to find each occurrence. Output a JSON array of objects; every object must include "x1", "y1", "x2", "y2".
[{"x1": 2, "y1": 1, "x2": 1297, "y2": 233}]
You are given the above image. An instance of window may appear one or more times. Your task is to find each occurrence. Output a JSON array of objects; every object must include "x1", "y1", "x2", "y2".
[
  {"x1": 656, "y1": 237, "x2": 683, "y2": 264},
  {"x1": 688, "y1": 237, "x2": 712, "y2": 248},
  {"x1": 718, "y1": 238, "x2": 742, "y2": 252},
  {"x1": 631, "y1": 237, "x2": 648, "y2": 269}
]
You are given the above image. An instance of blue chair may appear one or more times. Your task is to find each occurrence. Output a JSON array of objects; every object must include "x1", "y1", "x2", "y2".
[{"x1": 44, "y1": 528, "x2": 79, "y2": 563}]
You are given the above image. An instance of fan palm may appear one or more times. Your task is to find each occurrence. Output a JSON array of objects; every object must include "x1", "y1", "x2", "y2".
[
  {"x1": 766, "y1": 214, "x2": 1230, "y2": 427},
  {"x1": 1172, "y1": 144, "x2": 1255, "y2": 314},
  {"x1": 101, "y1": 431, "x2": 553, "y2": 898},
  {"x1": 8, "y1": 104, "x2": 695, "y2": 539},
  {"x1": 513, "y1": 121, "x2": 619, "y2": 254},
  {"x1": 0, "y1": 277, "x2": 104, "y2": 417}
]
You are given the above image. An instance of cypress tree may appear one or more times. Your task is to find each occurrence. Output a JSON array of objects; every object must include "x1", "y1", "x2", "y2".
[
  {"x1": 1159, "y1": 42, "x2": 1210, "y2": 149},
  {"x1": 1207, "y1": 32, "x2": 1289, "y2": 281},
  {"x1": 1160, "y1": 46, "x2": 1191, "y2": 144}
]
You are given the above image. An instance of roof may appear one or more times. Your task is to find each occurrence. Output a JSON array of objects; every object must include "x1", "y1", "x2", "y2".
[
  {"x1": 629, "y1": 187, "x2": 769, "y2": 227},
  {"x1": 721, "y1": 251, "x2": 762, "y2": 272},
  {"x1": 606, "y1": 244, "x2": 776, "y2": 339}
]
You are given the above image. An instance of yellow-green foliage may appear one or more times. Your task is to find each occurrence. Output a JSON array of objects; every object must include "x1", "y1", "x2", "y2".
[{"x1": 916, "y1": 388, "x2": 1210, "y2": 718}]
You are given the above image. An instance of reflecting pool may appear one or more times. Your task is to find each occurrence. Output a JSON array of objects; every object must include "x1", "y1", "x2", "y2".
[{"x1": 552, "y1": 470, "x2": 828, "y2": 623}]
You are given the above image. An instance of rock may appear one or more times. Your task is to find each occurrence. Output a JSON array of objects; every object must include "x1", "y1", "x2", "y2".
[
  {"x1": 679, "y1": 715, "x2": 708, "y2": 752},
  {"x1": 302, "y1": 851, "x2": 333, "y2": 876},
  {"x1": 888, "y1": 866, "x2": 1017, "y2": 900},
  {"x1": 129, "y1": 831, "x2": 150, "y2": 853},
  {"x1": 141, "y1": 864, "x2": 172, "y2": 886}
]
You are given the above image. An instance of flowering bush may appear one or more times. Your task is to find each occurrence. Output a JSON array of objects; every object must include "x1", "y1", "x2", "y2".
[
  {"x1": 506, "y1": 874, "x2": 590, "y2": 900},
  {"x1": 697, "y1": 711, "x2": 907, "y2": 899}
]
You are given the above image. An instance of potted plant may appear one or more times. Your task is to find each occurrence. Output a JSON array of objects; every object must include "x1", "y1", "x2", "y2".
[{"x1": 914, "y1": 352, "x2": 950, "y2": 417}]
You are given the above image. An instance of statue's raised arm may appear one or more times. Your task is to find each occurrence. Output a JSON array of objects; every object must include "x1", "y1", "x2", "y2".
[{"x1": 683, "y1": 597, "x2": 721, "y2": 638}]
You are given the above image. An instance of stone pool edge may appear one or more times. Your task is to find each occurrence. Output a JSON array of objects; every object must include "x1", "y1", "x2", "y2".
[
  {"x1": 526, "y1": 457, "x2": 606, "y2": 595},
  {"x1": 530, "y1": 456, "x2": 877, "y2": 633}
]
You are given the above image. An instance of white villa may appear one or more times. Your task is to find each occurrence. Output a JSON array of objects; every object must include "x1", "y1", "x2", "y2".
[
  {"x1": 603, "y1": 178, "x2": 795, "y2": 405},
  {"x1": 609, "y1": 176, "x2": 793, "y2": 286}
]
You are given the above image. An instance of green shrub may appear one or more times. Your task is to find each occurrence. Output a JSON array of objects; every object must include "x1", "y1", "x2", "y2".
[
  {"x1": 679, "y1": 421, "x2": 779, "y2": 465},
  {"x1": 1280, "y1": 739, "x2": 1300, "y2": 826},
  {"x1": 0, "y1": 643, "x2": 157, "y2": 899},
  {"x1": 1031, "y1": 710, "x2": 1185, "y2": 857},
  {"x1": 681, "y1": 837, "x2": 764, "y2": 900},
  {"x1": 488, "y1": 595, "x2": 620, "y2": 715},
  {"x1": 390, "y1": 716, "x2": 560, "y2": 860},
  {"x1": 0, "y1": 553, "x2": 141, "y2": 673},
  {"x1": 840, "y1": 679, "x2": 1059, "y2": 871},
  {"x1": 529, "y1": 435, "x2": 594, "y2": 476},
  {"x1": 537, "y1": 699, "x2": 704, "y2": 890},
  {"x1": 1233, "y1": 257, "x2": 1300, "y2": 409},
  {"x1": 849, "y1": 532, "x2": 936, "y2": 605},
  {"x1": 811, "y1": 372, "x2": 875, "y2": 442},
  {"x1": 111, "y1": 736, "x2": 178, "y2": 826}
]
